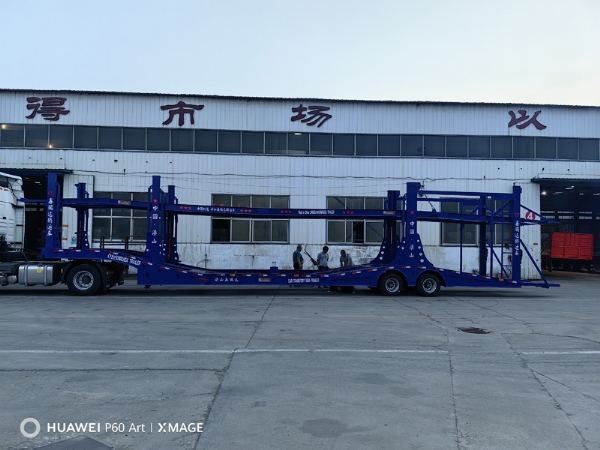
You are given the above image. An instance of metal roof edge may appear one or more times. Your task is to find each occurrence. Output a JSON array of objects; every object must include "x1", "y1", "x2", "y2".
[{"x1": 1, "y1": 89, "x2": 598, "y2": 109}]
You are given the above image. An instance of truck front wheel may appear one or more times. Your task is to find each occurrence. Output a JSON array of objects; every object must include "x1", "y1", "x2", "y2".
[
  {"x1": 66, "y1": 264, "x2": 102, "y2": 296},
  {"x1": 378, "y1": 273, "x2": 404, "y2": 296}
]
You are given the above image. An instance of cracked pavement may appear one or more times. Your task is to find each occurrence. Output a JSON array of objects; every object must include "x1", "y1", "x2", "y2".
[{"x1": 0, "y1": 271, "x2": 599, "y2": 449}]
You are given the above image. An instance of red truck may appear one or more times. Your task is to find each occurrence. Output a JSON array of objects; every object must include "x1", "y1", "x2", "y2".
[{"x1": 543, "y1": 232, "x2": 594, "y2": 271}]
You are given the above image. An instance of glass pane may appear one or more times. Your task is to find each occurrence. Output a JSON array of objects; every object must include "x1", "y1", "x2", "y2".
[
  {"x1": 218, "y1": 131, "x2": 240, "y2": 153},
  {"x1": 346, "y1": 197, "x2": 364, "y2": 209},
  {"x1": 271, "y1": 196, "x2": 289, "y2": 208},
  {"x1": 74, "y1": 126, "x2": 97, "y2": 149},
  {"x1": 212, "y1": 194, "x2": 231, "y2": 207},
  {"x1": 327, "y1": 221, "x2": 346, "y2": 243},
  {"x1": 366, "y1": 221, "x2": 384, "y2": 243},
  {"x1": 557, "y1": 138, "x2": 577, "y2": 160},
  {"x1": 92, "y1": 218, "x2": 111, "y2": 240},
  {"x1": 579, "y1": 139, "x2": 599, "y2": 160},
  {"x1": 171, "y1": 129, "x2": 193, "y2": 152},
  {"x1": 242, "y1": 131, "x2": 264, "y2": 154},
  {"x1": 378, "y1": 135, "x2": 400, "y2": 156},
  {"x1": 401, "y1": 135, "x2": 422, "y2": 157},
  {"x1": 424, "y1": 135, "x2": 444, "y2": 157},
  {"x1": 25, "y1": 125, "x2": 48, "y2": 147},
  {"x1": 469, "y1": 137, "x2": 490, "y2": 158},
  {"x1": 536, "y1": 137, "x2": 556, "y2": 159},
  {"x1": 288, "y1": 133, "x2": 308, "y2": 155},
  {"x1": 212, "y1": 219, "x2": 230, "y2": 242},
  {"x1": 446, "y1": 136, "x2": 467, "y2": 157},
  {"x1": 491, "y1": 136, "x2": 511, "y2": 159},
  {"x1": 0, "y1": 124, "x2": 24, "y2": 147},
  {"x1": 513, "y1": 137, "x2": 534, "y2": 159},
  {"x1": 272, "y1": 220, "x2": 288, "y2": 242},
  {"x1": 49, "y1": 126, "x2": 72, "y2": 148},
  {"x1": 112, "y1": 192, "x2": 130, "y2": 201},
  {"x1": 310, "y1": 133, "x2": 332, "y2": 155},
  {"x1": 147, "y1": 129, "x2": 170, "y2": 151},
  {"x1": 350, "y1": 221, "x2": 365, "y2": 243},
  {"x1": 327, "y1": 197, "x2": 346, "y2": 209},
  {"x1": 232, "y1": 195, "x2": 250, "y2": 207},
  {"x1": 195, "y1": 130, "x2": 217, "y2": 152},
  {"x1": 253, "y1": 220, "x2": 271, "y2": 241},
  {"x1": 99, "y1": 127, "x2": 122, "y2": 150},
  {"x1": 333, "y1": 134, "x2": 354, "y2": 156},
  {"x1": 132, "y1": 192, "x2": 147, "y2": 202},
  {"x1": 365, "y1": 198, "x2": 384, "y2": 209},
  {"x1": 356, "y1": 134, "x2": 377, "y2": 156},
  {"x1": 132, "y1": 218, "x2": 146, "y2": 240},
  {"x1": 111, "y1": 208, "x2": 129, "y2": 217},
  {"x1": 112, "y1": 218, "x2": 130, "y2": 239},
  {"x1": 442, "y1": 222, "x2": 460, "y2": 244},
  {"x1": 123, "y1": 128, "x2": 146, "y2": 150},
  {"x1": 265, "y1": 132, "x2": 287, "y2": 154},
  {"x1": 252, "y1": 196, "x2": 270, "y2": 208},
  {"x1": 232, "y1": 220, "x2": 250, "y2": 241}
]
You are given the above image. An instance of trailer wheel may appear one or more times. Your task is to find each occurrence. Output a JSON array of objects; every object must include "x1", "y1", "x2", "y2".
[
  {"x1": 416, "y1": 273, "x2": 441, "y2": 297},
  {"x1": 66, "y1": 264, "x2": 102, "y2": 296},
  {"x1": 378, "y1": 273, "x2": 403, "y2": 296}
]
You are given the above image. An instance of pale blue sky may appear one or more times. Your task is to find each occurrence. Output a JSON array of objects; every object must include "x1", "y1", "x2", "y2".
[{"x1": 1, "y1": 0, "x2": 599, "y2": 106}]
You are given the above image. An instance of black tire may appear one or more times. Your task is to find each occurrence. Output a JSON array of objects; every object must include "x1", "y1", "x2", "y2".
[
  {"x1": 416, "y1": 273, "x2": 441, "y2": 297},
  {"x1": 66, "y1": 264, "x2": 102, "y2": 296},
  {"x1": 378, "y1": 273, "x2": 404, "y2": 296}
]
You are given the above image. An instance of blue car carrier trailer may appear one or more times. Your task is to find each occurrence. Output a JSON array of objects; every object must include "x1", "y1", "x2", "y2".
[{"x1": 0, "y1": 173, "x2": 559, "y2": 296}]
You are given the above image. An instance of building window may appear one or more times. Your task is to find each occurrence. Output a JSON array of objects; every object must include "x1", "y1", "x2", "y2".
[
  {"x1": 211, "y1": 194, "x2": 289, "y2": 243},
  {"x1": 441, "y1": 200, "x2": 513, "y2": 246},
  {"x1": 310, "y1": 133, "x2": 332, "y2": 155},
  {"x1": 195, "y1": 130, "x2": 217, "y2": 152},
  {"x1": 327, "y1": 197, "x2": 384, "y2": 244},
  {"x1": 579, "y1": 139, "x2": 599, "y2": 161},
  {"x1": 356, "y1": 134, "x2": 377, "y2": 156},
  {"x1": 74, "y1": 126, "x2": 98, "y2": 149},
  {"x1": 25, "y1": 125, "x2": 49, "y2": 148},
  {"x1": 401, "y1": 135, "x2": 422, "y2": 157},
  {"x1": 92, "y1": 192, "x2": 147, "y2": 242},
  {"x1": 288, "y1": 133, "x2": 308, "y2": 155},
  {"x1": 123, "y1": 128, "x2": 146, "y2": 150},
  {"x1": 265, "y1": 132, "x2": 286, "y2": 154},
  {"x1": 333, "y1": 134, "x2": 354, "y2": 156},
  {"x1": 49, "y1": 125, "x2": 73, "y2": 148},
  {"x1": 446, "y1": 136, "x2": 467, "y2": 157},
  {"x1": 171, "y1": 129, "x2": 193, "y2": 152},
  {"x1": 0, "y1": 124, "x2": 24, "y2": 147},
  {"x1": 218, "y1": 131, "x2": 241, "y2": 153}
]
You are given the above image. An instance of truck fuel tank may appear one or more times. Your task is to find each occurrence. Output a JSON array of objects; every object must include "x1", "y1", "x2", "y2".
[{"x1": 18, "y1": 263, "x2": 64, "y2": 286}]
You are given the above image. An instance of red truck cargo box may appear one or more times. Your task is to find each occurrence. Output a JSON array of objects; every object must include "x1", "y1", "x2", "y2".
[{"x1": 550, "y1": 232, "x2": 593, "y2": 260}]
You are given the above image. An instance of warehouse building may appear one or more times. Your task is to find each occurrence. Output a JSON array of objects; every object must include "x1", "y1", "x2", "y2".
[{"x1": 1, "y1": 89, "x2": 599, "y2": 277}]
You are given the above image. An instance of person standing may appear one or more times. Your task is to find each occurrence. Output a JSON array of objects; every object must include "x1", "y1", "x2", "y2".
[
  {"x1": 293, "y1": 245, "x2": 304, "y2": 270},
  {"x1": 317, "y1": 246, "x2": 330, "y2": 270}
]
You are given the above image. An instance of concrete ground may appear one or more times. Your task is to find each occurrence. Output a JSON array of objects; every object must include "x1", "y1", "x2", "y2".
[{"x1": 0, "y1": 271, "x2": 599, "y2": 450}]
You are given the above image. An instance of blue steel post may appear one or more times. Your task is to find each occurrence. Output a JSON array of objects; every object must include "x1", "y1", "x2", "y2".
[
  {"x1": 43, "y1": 172, "x2": 61, "y2": 256},
  {"x1": 478, "y1": 195, "x2": 487, "y2": 276},
  {"x1": 166, "y1": 185, "x2": 180, "y2": 263},
  {"x1": 512, "y1": 185, "x2": 522, "y2": 283},
  {"x1": 401, "y1": 183, "x2": 432, "y2": 267},
  {"x1": 75, "y1": 182, "x2": 90, "y2": 249},
  {"x1": 144, "y1": 176, "x2": 164, "y2": 263}
]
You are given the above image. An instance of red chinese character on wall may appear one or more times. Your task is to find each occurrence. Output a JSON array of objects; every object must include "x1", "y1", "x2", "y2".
[
  {"x1": 161, "y1": 101, "x2": 204, "y2": 126},
  {"x1": 508, "y1": 110, "x2": 546, "y2": 130},
  {"x1": 291, "y1": 104, "x2": 332, "y2": 128},
  {"x1": 26, "y1": 97, "x2": 70, "y2": 121}
]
